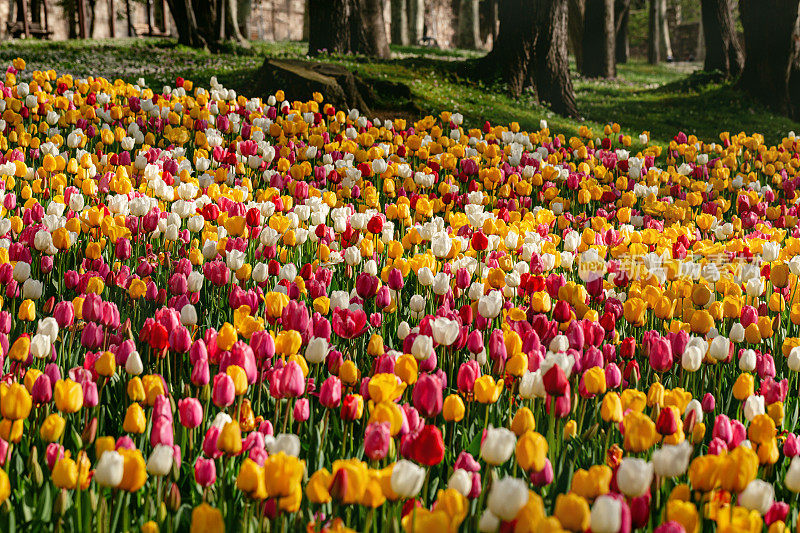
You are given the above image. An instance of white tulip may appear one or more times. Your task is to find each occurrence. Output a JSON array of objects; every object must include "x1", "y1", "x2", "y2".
[
  {"x1": 784, "y1": 456, "x2": 800, "y2": 492},
  {"x1": 739, "y1": 349, "x2": 757, "y2": 372},
  {"x1": 616, "y1": 458, "x2": 653, "y2": 498},
  {"x1": 125, "y1": 351, "x2": 143, "y2": 375},
  {"x1": 709, "y1": 336, "x2": 730, "y2": 361},
  {"x1": 480, "y1": 426, "x2": 516, "y2": 466},
  {"x1": 94, "y1": 450, "x2": 124, "y2": 487},
  {"x1": 146, "y1": 445, "x2": 174, "y2": 476},
  {"x1": 743, "y1": 395, "x2": 765, "y2": 421},
  {"x1": 180, "y1": 304, "x2": 198, "y2": 326},
  {"x1": 478, "y1": 291, "x2": 502, "y2": 319},
  {"x1": 487, "y1": 476, "x2": 529, "y2": 521},
  {"x1": 390, "y1": 459, "x2": 426, "y2": 499},
  {"x1": 430, "y1": 317, "x2": 460, "y2": 346},
  {"x1": 447, "y1": 469, "x2": 472, "y2": 497},
  {"x1": 305, "y1": 337, "x2": 329, "y2": 364},
  {"x1": 652, "y1": 441, "x2": 693, "y2": 478},
  {"x1": 738, "y1": 479, "x2": 774, "y2": 515},
  {"x1": 590, "y1": 495, "x2": 622, "y2": 533},
  {"x1": 478, "y1": 511, "x2": 500, "y2": 533},
  {"x1": 729, "y1": 322, "x2": 745, "y2": 343},
  {"x1": 411, "y1": 335, "x2": 433, "y2": 361}
]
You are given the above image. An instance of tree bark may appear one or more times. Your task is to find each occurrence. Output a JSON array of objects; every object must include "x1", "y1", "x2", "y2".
[
  {"x1": 351, "y1": 0, "x2": 391, "y2": 58},
  {"x1": 391, "y1": 0, "x2": 409, "y2": 45},
  {"x1": 700, "y1": 0, "x2": 743, "y2": 77},
  {"x1": 615, "y1": 0, "x2": 630, "y2": 63},
  {"x1": 237, "y1": 0, "x2": 251, "y2": 40},
  {"x1": 457, "y1": 0, "x2": 481, "y2": 48},
  {"x1": 648, "y1": 0, "x2": 660, "y2": 64},
  {"x1": 308, "y1": 0, "x2": 351, "y2": 54},
  {"x1": 536, "y1": 0, "x2": 579, "y2": 116},
  {"x1": 739, "y1": 0, "x2": 800, "y2": 120},
  {"x1": 225, "y1": 0, "x2": 249, "y2": 46},
  {"x1": 581, "y1": 0, "x2": 615, "y2": 78},
  {"x1": 568, "y1": 0, "x2": 584, "y2": 72},
  {"x1": 660, "y1": 0, "x2": 673, "y2": 60},
  {"x1": 407, "y1": 0, "x2": 424, "y2": 44},
  {"x1": 165, "y1": 0, "x2": 208, "y2": 47},
  {"x1": 477, "y1": 0, "x2": 578, "y2": 117},
  {"x1": 308, "y1": 0, "x2": 390, "y2": 58}
]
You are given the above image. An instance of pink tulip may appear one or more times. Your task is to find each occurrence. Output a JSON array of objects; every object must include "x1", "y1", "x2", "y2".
[
  {"x1": 648, "y1": 337, "x2": 673, "y2": 372},
  {"x1": 195, "y1": 457, "x2": 217, "y2": 486},
  {"x1": 319, "y1": 375, "x2": 342, "y2": 408},
  {"x1": 212, "y1": 373, "x2": 235, "y2": 408},
  {"x1": 293, "y1": 398, "x2": 310, "y2": 422},
  {"x1": 178, "y1": 398, "x2": 203, "y2": 429},
  {"x1": 457, "y1": 361, "x2": 480, "y2": 394},
  {"x1": 364, "y1": 422, "x2": 391, "y2": 461},
  {"x1": 191, "y1": 359, "x2": 210, "y2": 387},
  {"x1": 279, "y1": 361, "x2": 305, "y2": 398},
  {"x1": 412, "y1": 374, "x2": 443, "y2": 418}
]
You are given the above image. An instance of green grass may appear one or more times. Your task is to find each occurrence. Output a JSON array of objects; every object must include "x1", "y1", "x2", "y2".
[{"x1": 0, "y1": 38, "x2": 797, "y2": 147}]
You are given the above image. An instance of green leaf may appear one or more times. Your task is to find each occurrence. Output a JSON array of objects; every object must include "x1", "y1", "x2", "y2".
[{"x1": 37, "y1": 487, "x2": 52, "y2": 524}]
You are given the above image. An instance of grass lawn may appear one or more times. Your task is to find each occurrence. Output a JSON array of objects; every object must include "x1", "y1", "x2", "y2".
[{"x1": 0, "y1": 38, "x2": 797, "y2": 147}]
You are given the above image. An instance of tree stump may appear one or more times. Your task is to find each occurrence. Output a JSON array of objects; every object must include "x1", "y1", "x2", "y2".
[{"x1": 256, "y1": 59, "x2": 375, "y2": 116}]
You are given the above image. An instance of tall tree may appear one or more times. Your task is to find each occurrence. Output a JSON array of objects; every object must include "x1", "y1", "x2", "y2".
[
  {"x1": 739, "y1": 0, "x2": 800, "y2": 120},
  {"x1": 476, "y1": 0, "x2": 578, "y2": 117},
  {"x1": 647, "y1": 0, "x2": 661, "y2": 64},
  {"x1": 165, "y1": 0, "x2": 249, "y2": 48},
  {"x1": 308, "y1": 0, "x2": 391, "y2": 58},
  {"x1": 165, "y1": 0, "x2": 208, "y2": 48},
  {"x1": 567, "y1": 0, "x2": 585, "y2": 71},
  {"x1": 581, "y1": 0, "x2": 615, "y2": 78},
  {"x1": 457, "y1": 0, "x2": 481, "y2": 48},
  {"x1": 391, "y1": 0, "x2": 409, "y2": 45},
  {"x1": 407, "y1": 0, "x2": 425, "y2": 44},
  {"x1": 615, "y1": 0, "x2": 631, "y2": 64},
  {"x1": 700, "y1": 0, "x2": 742, "y2": 77}
]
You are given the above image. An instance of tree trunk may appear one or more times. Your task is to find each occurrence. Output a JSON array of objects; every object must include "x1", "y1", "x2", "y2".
[
  {"x1": 308, "y1": 0, "x2": 351, "y2": 54},
  {"x1": 457, "y1": 0, "x2": 481, "y2": 48},
  {"x1": 700, "y1": 0, "x2": 743, "y2": 77},
  {"x1": 225, "y1": 0, "x2": 249, "y2": 46},
  {"x1": 739, "y1": 0, "x2": 800, "y2": 120},
  {"x1": 648, "y1": 0, "x2": 660, "y2": 64},
  {"x1": 407, "y1": 0, "x2": 424, "y2": 44},
  {"x1": 351, "y1": 0, "x2": 391, "y2": 58},
  {"x1": 535, "y1": 0, "x2": 579, "y2": 116},
  {"x1": 615, "y1": 0, "x2": 630, "y2": 63},
  {"x1": 581, "y1": 0, "x2": 615, "y2": 78},
  {"x1": 477, "y1": 0, "x2": 531, "y2": 95},
  {"x1": 391, "y1": 0, "x2": 409, "y2": 45},
  {"x1": 237, "y1": 0, "x2": 251, "y2": 39},
  {"x1": 309, "y1": 0, "x2": 390, "y2": 58},
  {"x1": 568, "y1": 0, "x2": 584, "y2": 72},
  {"x1": 660, "y1": 0, "x2": 672, "y2": 60},
  {"x1": 477, "y1": 0, "x2": 578, "y2": 117},
  {"x1": 165, "y1": 0, "x2": 207, "y2": 47}
]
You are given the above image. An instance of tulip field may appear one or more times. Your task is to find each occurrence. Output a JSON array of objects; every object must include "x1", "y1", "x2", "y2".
[{"x1": 2, "y1": 53, "x2": 800, "y2": 533}]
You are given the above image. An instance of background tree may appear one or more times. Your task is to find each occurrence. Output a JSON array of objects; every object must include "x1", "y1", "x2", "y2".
[
  {"x1": 475, "y1": 0, "x2": 578, "y2": 117},
  {"x1": 700, "y1": 0, "x2": 742, "y2": 78},
  {"x1": 457, "y1": 0, "x2": 481, "y2": 48},
  {"x1": 615, "y1": 0, "x2": 631, "y2": 63},
  {"x1": 581, "y1": 0, "x2": 615, "y2": 77},
  {"x1": 407, "y1": 0, "x2": 425, "y2": 44},
  {"x1": 391, "y1": 0, "x2": 410, "y2": 45},
  {"x1": 647, "y1": 0, "x2": 660, "y2": 63},
  {"x1": 165, "y1": 0, "x2": 250, "y2": 48},
  {"x1": 739, "y1": 0, "x2": 800, "y2": 120},
  {"x1": 308, "y1": 0, "x2": 391, "y2": 57},
  {"x1": 568, "y1": 0, "x2": 585, "y2": 71}
]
